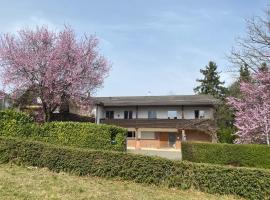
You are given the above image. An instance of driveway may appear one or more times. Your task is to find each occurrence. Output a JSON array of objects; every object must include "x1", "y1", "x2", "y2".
[{"x1": 127, "y1": 148, "x2": 182, "y2": 160}]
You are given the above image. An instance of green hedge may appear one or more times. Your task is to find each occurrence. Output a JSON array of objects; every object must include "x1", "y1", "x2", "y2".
[
  {"x1": 39, "y1": 122, "x2": 126, "y2": 151},
  {"x1": 0, "y1": 109, "x2": 37, "y2": 137},
  {"x1": 0, "y1": 110, "x2": 126, "y2": 151},
  {"x1": 0, "y1": 109, "x2": 33, "y2": 123},
  {"x1": 182, "y1": 142, "x2": 270, "y2": 169},
  {"x1": 0, "y1": 137, "x2": 269, "y2": 200}
]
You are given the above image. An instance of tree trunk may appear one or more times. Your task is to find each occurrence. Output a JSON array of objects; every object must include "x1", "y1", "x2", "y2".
[
  {"x1": 42, "y1": 103, "x2": 52, "y2": 122},
  {"x1": 45, "y1": 111, "x2": 51, "y2": 122}
]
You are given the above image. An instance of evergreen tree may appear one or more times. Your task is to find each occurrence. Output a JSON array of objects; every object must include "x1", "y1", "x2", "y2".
[
  {"x1": 239, "y1": 64, "x2": 250, "y2": 82},
  {"x1": 194, "y1": 61, "x2": 227, "y2": 99},
  {"x1": 259, "y1": 62, "x2": 268, "y2": 72},
  {"x1": 228, "y1": 64, "x2": 251, "y2": 99},
  {"x1": 217, "y1": 65, "x2": 250, "y2": 143}
]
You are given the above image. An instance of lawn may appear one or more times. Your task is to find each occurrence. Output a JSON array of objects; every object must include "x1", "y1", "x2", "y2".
[{"x1": 0, "y1": 164, "x2": 240, "y2": 200}]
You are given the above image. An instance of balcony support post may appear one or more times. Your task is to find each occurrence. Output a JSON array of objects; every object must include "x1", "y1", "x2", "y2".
[
  {"x1": 95, "y1": 105, "x2": 100, "y2": 124},
  {"x1": 181, "y1": 129, "x2": 186, "y2": 141},
  {"x1": 157, "y1": 132, "x2": 160, "y2": 149},
  {"x1": 135, "y1": 128, "x2": 141, "y2": 149},
  {"x1": 181, "y1": 105, "x2": 184, "y2": 119},
  {"x1": 176, "y1": 132, "x2": 181, "y2": 149}
]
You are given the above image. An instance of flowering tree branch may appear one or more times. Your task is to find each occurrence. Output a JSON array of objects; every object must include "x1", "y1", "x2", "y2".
[
  {"x1": 0, "y1": 26, "x2": 110, "y2": 121},
  {"x1": 227, "y1": 70, "x2": 270, "y2": 146}
]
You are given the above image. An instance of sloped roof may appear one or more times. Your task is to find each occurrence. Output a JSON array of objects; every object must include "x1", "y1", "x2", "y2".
[{"x1": 94, "y1": 95, "x2": 218, "y2": 106}]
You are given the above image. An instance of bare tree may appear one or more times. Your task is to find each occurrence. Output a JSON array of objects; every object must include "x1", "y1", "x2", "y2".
[{"x1": 230, "y1": 10, "x2": 270, "y2": 72}]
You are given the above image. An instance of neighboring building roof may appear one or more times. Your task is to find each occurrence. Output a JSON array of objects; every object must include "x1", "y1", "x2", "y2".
[{"x1": 94, "y1": 95, "x2": 218, "y2": 106}]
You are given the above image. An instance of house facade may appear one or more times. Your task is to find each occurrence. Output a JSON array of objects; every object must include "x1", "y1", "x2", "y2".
[
  {"x1": 0, "y1": 91, "x2": 11, "y2": 110},
  {"x1": 94, "y1": 95, "x2": 218, "y2": 150}
]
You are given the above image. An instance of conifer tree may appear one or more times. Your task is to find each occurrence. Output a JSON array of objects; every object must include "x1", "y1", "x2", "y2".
[
  {"x1": 194, "y1": 61, "x2": 227, "y2": 99},
  {"x1": 239, "y1": 64, "x2": 251, "y2": 82}
]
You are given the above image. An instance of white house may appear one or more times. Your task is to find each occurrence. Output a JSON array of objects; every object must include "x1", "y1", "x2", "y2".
[
  {"x1": 93, "y1": 95, "x2": 218, "y2": 150},
  {"x1": 0, "y1": 91, "x2": 11, "y2": 110}
]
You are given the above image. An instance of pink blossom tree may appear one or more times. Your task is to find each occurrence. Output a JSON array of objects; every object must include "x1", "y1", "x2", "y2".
[
  {"x1": 227, "y1": 69, "x2": 270, "y2": 146},
  {"x1": 0, "y1": 26, "x2": 110, "y2": 121}
]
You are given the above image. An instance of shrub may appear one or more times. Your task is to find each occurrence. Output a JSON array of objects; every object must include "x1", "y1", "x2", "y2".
[
  {"x1": 0, "y1": 110, "x2": 126, "y2": 151},
  {"x1": 0, "y1": 109, "x2": 37, "y2": 137},
  {"x1": 0, "y1": 109, "x2": 33, "y2": 123},
  {"x1": 39, "y1": 122, "x2": 126, "y2": 151},
  {"x1": 217, "y1": 127, "x2": 236, "y2": 144},
  {"x1": 0, "y1": 137, "x2": 269, "y2": 200},
  {"x1": 182, "y1": 142, "x2": 270, "y2": 169}
]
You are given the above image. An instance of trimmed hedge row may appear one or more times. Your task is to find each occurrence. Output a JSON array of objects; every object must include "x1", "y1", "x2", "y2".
[
  {"x1": 0, "y1": 110, "x2": 126, "y2": 151},
  {"x1": 39, "y1": 122, "x2": 126, "y2": 151},
  {"x1": 0, "y1": 137, "x2": 269, "y2": 199},
  {"x1": 182, "y1": 142, "x2": 270, "y2": 169},
  {"x1": 0, "y1": 109, "x2": 34, "y2": 123}
]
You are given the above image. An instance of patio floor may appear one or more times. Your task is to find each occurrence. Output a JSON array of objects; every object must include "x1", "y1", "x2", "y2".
[{"x1": 127, "y1": 148, "x2": 182, "y2": 160}]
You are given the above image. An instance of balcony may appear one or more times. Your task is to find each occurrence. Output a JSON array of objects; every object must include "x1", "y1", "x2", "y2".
[{"x1": 100, "y1": 118, "x2": 216, "y2": 130}]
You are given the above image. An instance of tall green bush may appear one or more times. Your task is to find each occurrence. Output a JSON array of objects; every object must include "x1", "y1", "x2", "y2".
[
  {"x1": 0, "y1": 110, "x2": 126, "y2": 151},
  {"x1": 0, "y1": 136, "x2": 269, "y2": 200},
  {"x1": 182, "y1": 142, "x2": 270, "y2": 169},
  {"x1": 0, "y1": 109, "x2": 37, "y2": 137},
  {"x1": 40, "y1": 122, "x2": 126, "y2": 151},
  {"x1": 0, "y1": 109, "x2": 33, "y2": 123}
]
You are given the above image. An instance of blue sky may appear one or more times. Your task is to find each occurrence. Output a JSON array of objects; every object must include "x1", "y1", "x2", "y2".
[{"x1": 0, "y1": 0, "x2": 267, "y2": 96}]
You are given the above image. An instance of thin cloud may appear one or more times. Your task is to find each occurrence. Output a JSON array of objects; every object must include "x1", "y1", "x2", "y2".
[{"x1": 1, "y1": 16, "x2": 60, "y2": 33}]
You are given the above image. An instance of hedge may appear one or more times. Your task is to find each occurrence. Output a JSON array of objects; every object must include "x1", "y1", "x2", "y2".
[
  {"x1": 182, "y1": 142, "x2": 270, "y2": 169},
  {"x1": 0, "y1": 109, "x2": 38, "y2": 137},
  {"x1": 0, "y1": 110, "x2": 127, "y2": 151},
  {"x1": 0, "y1": 137, "x2": 269, "y2": 199},
  {"x1": 39, "y1": 122, "x2": 126, "y2": 151},
  {"x1": 0, "y1": 109, "x2": 34, "y2": 123}
]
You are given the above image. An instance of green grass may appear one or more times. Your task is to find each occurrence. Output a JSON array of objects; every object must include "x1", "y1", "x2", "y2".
[{"x1": 0, "y1": 164, "x2": 240, "y2": 200}]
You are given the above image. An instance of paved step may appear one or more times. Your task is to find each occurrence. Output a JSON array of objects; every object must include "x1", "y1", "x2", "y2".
[{"x1": 128, "y1": 149, "x2": 182, "y2": 160}]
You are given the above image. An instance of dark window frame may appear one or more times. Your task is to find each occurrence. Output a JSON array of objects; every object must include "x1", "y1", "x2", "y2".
[
  {"x1": 148, "y1": 110, "x2": 157, "y2": 119},
  {"x1": 124, "y1": 111, "x2": 129, "y2": 119},
  {"x1": 127, "y1": 131, "x2": 136, "y2": 139},
  {"x1": 129, "y1": 111, "x2": 133, "y2": 119},
  {"x1": 194, "y1": 110, "x2": 199, "y2": 119},
  {"x1": 106, "y1": 111, "x2": 114, "y2": 119},
  {"x1": 124, "y1": 111, "x2": 133, "y2": 119}
]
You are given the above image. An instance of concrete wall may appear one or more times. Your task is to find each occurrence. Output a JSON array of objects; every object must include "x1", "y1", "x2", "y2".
[
  {"x1": 185, "y1": 130, "x2": 212, "y2": 142},
  {"x1": 183, "y1": 106, "x2": 214, "y2": 119},
  {"x1": 95, "y1": 105, "x2": 104, "y2": 124},
  {"x1": 0, "y1": 97, "x2": 12, "y2": 110},
  {"x1": 99, "y1": 105, "x2": 214, "y2": 119},
  {"x1": 137, "y1": 106, "x2": 182, "y2": 119},
  {"x1": 0, "y1": 99, "x2": 4, "y2": 110},
  {"x1": 108, "y1": 106, "x2": 137, "y2": 119},
  {"x1": 69, "y1": 102, "x2": 95, "y2": 117},
  {"x1": 127, "y1": 129, "x2": 212, "y2": 150}
]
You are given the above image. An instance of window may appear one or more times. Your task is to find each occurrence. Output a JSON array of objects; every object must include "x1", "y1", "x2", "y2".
[
  {"x1": 129, "y1": 111, "x2": 133, "y2": 119},
  {"x1": 141, "y1": 132, "x2": 156, "y2": 139},
  {"x1": 148, "y1": 111, "x2": 157, "y2": 119},
  {"x1": 127, "y1": 131, "x2": 136, "y2": 139},
  {"x1": 194, "y1": 110, "x2": 199, "y2": 119},
  {"x1": 36, "y1": 97, "x2": 42, "y2": 104},
  {"x1": 124, "y1": 111, "x2": 128, "y2": 119},
  {"x1": 194, "y1": 110, "x2": 205, "y2": 119},
  {"x1": 168, "y1": 111, "x2": 177, "y2": 119},
  {"x1": 199, "y1": 110, "x2": 205, "y2": 119},
  {"x1": 124, "y1": 111, "x2": 133, "y2": 119},
  {"x1": 106, "y1": 111, "x2": 114, "y2": 119}
]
